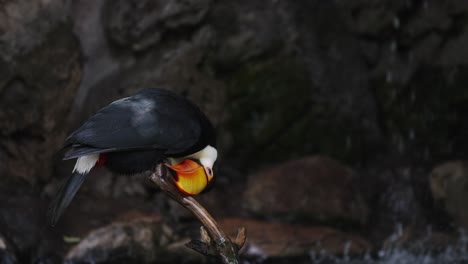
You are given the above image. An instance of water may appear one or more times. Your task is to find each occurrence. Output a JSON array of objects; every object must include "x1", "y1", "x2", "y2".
[
  {"x1": 308, "y1": 229, "x2": 468, "y2": 264},
  {"x1": 309, "y1": 244, "x2": 468, "y2": 264}
]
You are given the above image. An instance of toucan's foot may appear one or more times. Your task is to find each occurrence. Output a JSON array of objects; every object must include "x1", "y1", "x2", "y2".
[{"x1": 186, "y1": 226, "x2": 246, "y2": 259}]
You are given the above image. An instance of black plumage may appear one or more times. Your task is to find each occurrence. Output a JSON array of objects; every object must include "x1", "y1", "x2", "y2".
[
  {"x1": 49, "y1": 88, "x2": 216, "y2": 225},
  {"x1": 64, "y1": 88, "x2": 215, "y2": 159}
]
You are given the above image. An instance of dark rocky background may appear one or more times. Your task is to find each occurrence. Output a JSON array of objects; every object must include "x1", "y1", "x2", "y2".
[{"x1": 1, "y1": 0, "x2": 468, "y2": 263}]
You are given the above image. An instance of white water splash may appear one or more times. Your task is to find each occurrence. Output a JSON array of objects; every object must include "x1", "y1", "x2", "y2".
[{"x1": 307, "y1": 228, "x2": 468, "y2": 264}]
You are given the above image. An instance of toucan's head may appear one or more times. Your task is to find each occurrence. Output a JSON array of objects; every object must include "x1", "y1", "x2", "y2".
[{"x1": 165, "y1": 145, "x2": 217, "y2": 195}]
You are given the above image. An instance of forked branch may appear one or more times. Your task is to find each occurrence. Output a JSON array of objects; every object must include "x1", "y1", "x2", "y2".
[{"x1": 150, "y1": 164, "x2": 246, "y2": 264}]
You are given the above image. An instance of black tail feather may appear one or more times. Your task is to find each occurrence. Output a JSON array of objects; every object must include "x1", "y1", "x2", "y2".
[{"x1": 48, "y1": 171, "x2": 88, "y2": 226}]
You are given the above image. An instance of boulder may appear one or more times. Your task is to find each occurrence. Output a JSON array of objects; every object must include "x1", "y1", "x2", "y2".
[
  {"x1": 429, "y1": 161, "x2": 468, "y2": 228},
  {"x1": 220, "y1": 218, "x2": 371, "y2": 261},
  {"x1": 66, "y1": 216, "x2": 169, "y2": 264},
  {"x1": 243, "y1": 156, "x2": 369, "y2": 226}
]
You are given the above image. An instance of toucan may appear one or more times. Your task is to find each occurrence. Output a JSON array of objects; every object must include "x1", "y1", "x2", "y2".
[{"x1": 48, "y1": 88, "x2": 217, "y2": 226}]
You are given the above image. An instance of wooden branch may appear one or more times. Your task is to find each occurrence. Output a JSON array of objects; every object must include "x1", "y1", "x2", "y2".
[{"x1": 150, "y1": 164, "x2": 246, "y2": 264}]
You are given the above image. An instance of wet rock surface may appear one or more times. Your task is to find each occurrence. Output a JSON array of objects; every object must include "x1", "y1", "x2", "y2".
[
  {"x1": 65, "y1": 217, "x2": 167, "y2": 264},
  {"x1": 243, "y1": 156, "x2": 369, "y2": 226},
  {"x1": 0, "y1": 0, "x2": 81, "y2": 185},
  {"x1": 62, "y1": 216, "x2": 372, "y2": 264},
  {"x1": 220, "y1": 218, "x2": 371, "y2": 261},
  {"x1": 429, "y1": 161, "x2": 468, "y2": 229}
]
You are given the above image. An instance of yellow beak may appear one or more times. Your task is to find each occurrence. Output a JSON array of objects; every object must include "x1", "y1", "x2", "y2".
[{"x1": 165, "y1": 159, "x2": 210, "y2": 195}]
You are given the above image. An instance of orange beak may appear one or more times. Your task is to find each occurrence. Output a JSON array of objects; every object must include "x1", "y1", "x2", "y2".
[{"x1": 165, "y1": 159, "x2": 211, "y2": 195}]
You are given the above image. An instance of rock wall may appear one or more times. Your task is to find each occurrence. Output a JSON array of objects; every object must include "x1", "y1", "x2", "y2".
[
  {"x1": 0, "y1": 0, "x2": 81, "y2": 185},
  {"x1": 1, "y1": 0, "x2": 468, "y2": 263},
  {"x1": 2, "y1": 0, "x2": 468, "y2": 183}
]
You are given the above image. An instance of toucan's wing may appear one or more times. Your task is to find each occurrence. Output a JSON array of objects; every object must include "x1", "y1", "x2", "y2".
[
  {"x1": 62, "y1": 144, "x2": 167, "y2": 160},
  {"x1": 65, "y1": 89, "x2": 208, "y2": 155},
  {"x1": 62, "y1": 145, "x2": 116, "y2": 160}
]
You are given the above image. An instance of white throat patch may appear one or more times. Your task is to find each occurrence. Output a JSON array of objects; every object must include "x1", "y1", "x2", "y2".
[
  {"x1": 168, "y1": 145, "x2": 218, "y2": 168},
  {"x1": 73, "y1": 154, "x2": 99, "y2": 174}
]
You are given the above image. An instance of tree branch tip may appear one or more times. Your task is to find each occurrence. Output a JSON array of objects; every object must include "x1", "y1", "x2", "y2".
[
  {"x1": 200, "y1": 226, "x2": 211, "y2": 244},
  {"x1": 235, "y1": 227, "x2": 247, "y2": 249}
]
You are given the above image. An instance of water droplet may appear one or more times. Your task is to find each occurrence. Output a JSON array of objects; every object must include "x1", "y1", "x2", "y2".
[
  {"x1": 409, "y1": 129, "x2": 415, "y2": 140},
  {"x1": 390, "y1": 41, "x2": 397, "y2": 52},
  {"x1": 386, "y1": 71, "x2": 393, "y2": 83},
  {"x1": 393, "y1": 17, "x2": 400, "y2": 29}
]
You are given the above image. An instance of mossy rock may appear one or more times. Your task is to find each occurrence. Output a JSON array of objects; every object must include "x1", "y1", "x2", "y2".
[{"x1": 221, "y1": 56, "x2": 376, "y2": 170}]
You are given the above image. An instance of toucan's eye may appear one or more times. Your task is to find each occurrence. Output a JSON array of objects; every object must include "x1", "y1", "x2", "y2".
[{"x1": 206, "y1": 167, "x2": 213, "y2": 176}]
